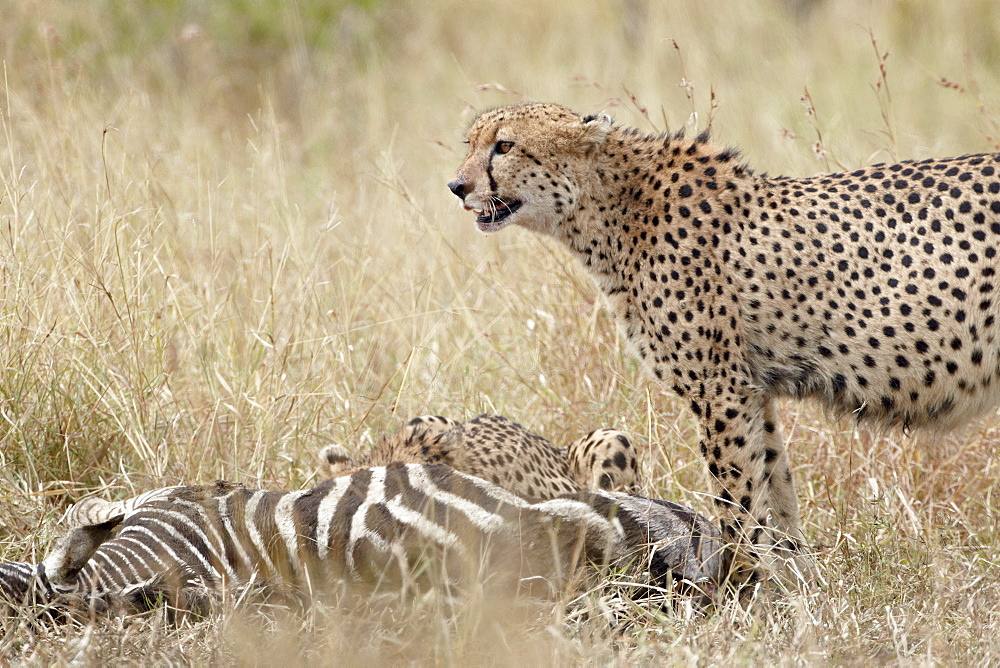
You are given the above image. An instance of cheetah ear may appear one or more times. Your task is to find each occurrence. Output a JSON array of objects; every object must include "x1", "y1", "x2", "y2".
[
  {"x1": 320, "y1": 444, "x2": 352, "y2": 466},
  {"x1": 579, "y1": 113, "x2": 613, "y2": 152}
]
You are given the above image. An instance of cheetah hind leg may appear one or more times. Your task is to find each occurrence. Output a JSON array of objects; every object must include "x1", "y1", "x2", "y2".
[
  {"x1": 565, "y1": 429, "x2": 641, "y2": 492},
  {"x1": 719, "y1": 399, "x2": 815, "y2": 594},
  {"x1": 759, "y1": 401, "x2": 816, "y2": 587},
  {"x1": 695, "y1": 390, "x2": 813, "y2": 594}
]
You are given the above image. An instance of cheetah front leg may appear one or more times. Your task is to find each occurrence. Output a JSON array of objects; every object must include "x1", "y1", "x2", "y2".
[{"x1": 694, "y1": 388, "x2": 806, "y2": 586}]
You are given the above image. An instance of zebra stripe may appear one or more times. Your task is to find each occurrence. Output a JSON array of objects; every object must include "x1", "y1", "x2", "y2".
[
  {"x1": 402, "y1": 464, "x2": 507, "y2": 533},
  {"x1": 114, "y1": 531, "x2": 170, "y2": 576},
  {"x1": 0, "y1": 562, "x2": 41, "y2": 604},
  {"x1": 98, "y1": 542, "x2": 148, "y2": 589},
  {"x1": 174, "y1": 498, "x2": 240, "y2": 582},
  {"x1": 0, "y1": 562, "x2": 34, "y2": 589},
  {"x1": 533, "y1": 498, "x2": 623, "y2": 542},
  {"x1": 111, "y1": 525, "x2": 185, "y2": 584},
  {"x1": 217, "y1": 490, "x2": 255, "y2": 574},
  {"x1": 452, "y1": 468, "x2": 531, "y2": 509},
  {"x1": 147, "y1": 507, "x2": 230, "y2": 581},
  {"x1": 244, "y1": 490, "x2": 278, "y2": 576},
  {"x1": 346, "y1": 467, "x2": 390, "y2": 577},
  {"x1": 315, "y1": 476, "x2": 352, "y2": 561},
  {"x1": 274, "y1": 489, "x2": 311, "y2": 576},
  {"x1": 132, "y1": 512, "x2": 224, "y2": 584},
  {"x1": 382, "y1": 492, "x2": 463, "y2": 554}
]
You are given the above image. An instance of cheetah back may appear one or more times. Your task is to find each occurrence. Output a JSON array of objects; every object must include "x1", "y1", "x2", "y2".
[{"x1": 319, "y1": 414, "x2": 640, "y2": 500}]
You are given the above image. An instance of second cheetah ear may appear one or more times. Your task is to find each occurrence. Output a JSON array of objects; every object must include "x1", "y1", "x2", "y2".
[
  {"x1": 580, "y1": 113, "x2": 613, "y2": 152},
  {"x1": 320, "y1": 444, "x2": 352, "y2": 466}
]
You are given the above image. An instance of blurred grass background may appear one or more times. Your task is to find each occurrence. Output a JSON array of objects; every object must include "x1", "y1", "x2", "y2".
[{"x1": 2, "y1": 0, "x2": 1000, "y2": 663}]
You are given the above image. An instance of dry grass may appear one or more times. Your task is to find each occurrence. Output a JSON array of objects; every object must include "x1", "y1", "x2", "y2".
[{"x1": 2, "y1": 0, "x2": 1000, "y2": 663}]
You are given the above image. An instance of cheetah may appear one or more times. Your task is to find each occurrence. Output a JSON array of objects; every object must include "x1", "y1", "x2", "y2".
[
  {"x1": 319, "y1": 414, "x2": 640, "y2": 499},
  {"x1": 448, "y1": 101, "x2": 1000, "y2": 579}
]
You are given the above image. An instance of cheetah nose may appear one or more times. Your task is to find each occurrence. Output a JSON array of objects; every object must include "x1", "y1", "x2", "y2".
[{"x1": 447, "y1": 179, "x2": 467, "y2": 200}]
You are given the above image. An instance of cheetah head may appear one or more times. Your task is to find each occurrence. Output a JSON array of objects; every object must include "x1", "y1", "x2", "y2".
[{"x1": 449, "y1": 103, "x2": 613, "y2": 235}]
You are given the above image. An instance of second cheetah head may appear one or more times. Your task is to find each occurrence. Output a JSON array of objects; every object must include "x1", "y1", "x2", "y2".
[{"x1": 448, "y1": 102, "x2": 613, "y2": 235}]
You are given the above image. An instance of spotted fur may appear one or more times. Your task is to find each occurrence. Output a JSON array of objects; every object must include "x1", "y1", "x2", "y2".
[
  {"x1": 319, "y1": 414, "x2": 639, "y2": 499},
  {"x1": 450, "y1": 101, "x2": 1000, "y2": 577}
]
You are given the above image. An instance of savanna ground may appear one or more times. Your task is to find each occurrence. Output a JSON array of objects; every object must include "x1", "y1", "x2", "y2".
[{"x1": 1, "y1": 0, "x2": 1000, "y2": 664}]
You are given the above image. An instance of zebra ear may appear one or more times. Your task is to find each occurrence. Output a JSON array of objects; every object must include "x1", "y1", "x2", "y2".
[{"x1": 580, "y1": 113, "x2": 613, "y2": 152}]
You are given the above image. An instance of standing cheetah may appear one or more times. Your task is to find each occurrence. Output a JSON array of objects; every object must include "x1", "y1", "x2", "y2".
[
  {"x1": 449, "y1": 101, "x2": 1000, "y2": 578},
  {"x1": 319, "y1": 414, "x2": 640, "y2": 500}
]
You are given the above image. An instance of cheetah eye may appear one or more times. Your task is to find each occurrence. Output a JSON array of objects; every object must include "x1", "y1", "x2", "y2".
[{"x1": 495, "y1": 140, "x2": 514, "y2": 154}]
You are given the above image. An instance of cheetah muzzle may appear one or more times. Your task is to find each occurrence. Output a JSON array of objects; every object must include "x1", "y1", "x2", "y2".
[
  {"x1": 476, "y1": 197, "x2": 522, "y2": 230},
  {"x1": 449, "y1": 181, "x2": 523, "y2": 232},
  {"x1": 450, "y1": 100, "x2": 1000, "y2": 585}
]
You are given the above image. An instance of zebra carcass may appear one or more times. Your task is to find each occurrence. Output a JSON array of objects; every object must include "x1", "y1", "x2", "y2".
[{"x1": 1, "y1": 463, "x2": 722, "y2": 615}]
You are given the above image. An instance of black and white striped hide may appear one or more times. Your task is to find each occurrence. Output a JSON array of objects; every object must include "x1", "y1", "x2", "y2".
[{"x1": 0, "y1": 463, "x2": 722, "y2": 615}]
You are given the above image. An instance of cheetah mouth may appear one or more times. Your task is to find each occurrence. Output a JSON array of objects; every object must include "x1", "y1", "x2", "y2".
[{"x1": 473, "y1": 198, "x2": 522, "y2": 231}]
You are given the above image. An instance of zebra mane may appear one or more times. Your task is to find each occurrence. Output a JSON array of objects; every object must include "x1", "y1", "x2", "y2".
[{"x1": 60, "y1": 486, "x2": 182, "y2": 528}]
